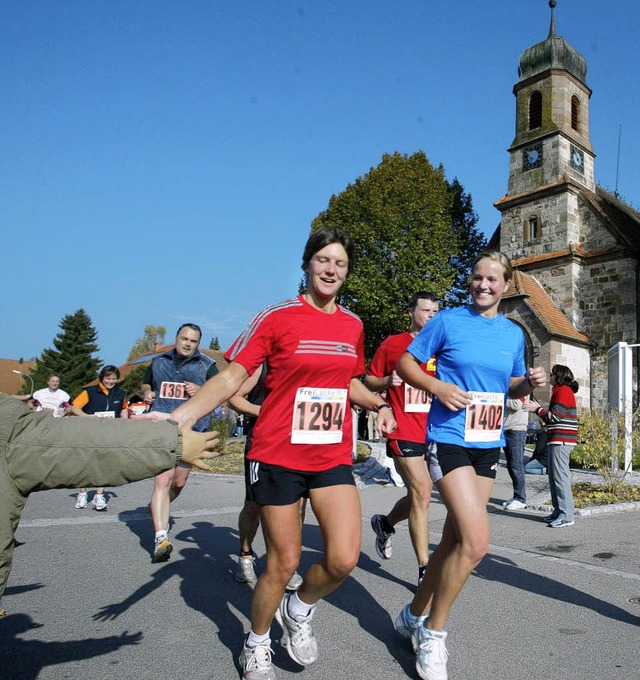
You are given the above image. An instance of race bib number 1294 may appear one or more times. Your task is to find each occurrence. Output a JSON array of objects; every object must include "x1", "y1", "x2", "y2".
[{"x1": 291, "y1": 387, "x2": 347, "y2": 444}]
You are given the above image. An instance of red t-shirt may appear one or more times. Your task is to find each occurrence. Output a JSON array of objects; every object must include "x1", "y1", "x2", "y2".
[
  {"x1": 225, "y1": 296, "x2": 366, "y2": 471},
  {"x1": 367, "y1": 331, "x2": 435, "y2": 443}
]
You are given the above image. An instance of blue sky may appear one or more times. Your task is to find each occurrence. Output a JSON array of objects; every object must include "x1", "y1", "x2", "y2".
[{"x1": 2, "y1": 0, "x2": 638, "y2": 367}]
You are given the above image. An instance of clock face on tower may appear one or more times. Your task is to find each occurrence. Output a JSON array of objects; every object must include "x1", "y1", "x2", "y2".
[
  {"x1": 570, "y1": 144, "x2": 584, "y2": 173},
  {"x1": 522, "y1": 143, "x2": 543, "y2": 171}
]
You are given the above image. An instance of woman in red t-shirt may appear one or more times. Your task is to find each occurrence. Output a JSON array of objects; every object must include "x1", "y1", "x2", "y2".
[{"x1": 169, "y1": 226, "x2": 396, "y2": 679}]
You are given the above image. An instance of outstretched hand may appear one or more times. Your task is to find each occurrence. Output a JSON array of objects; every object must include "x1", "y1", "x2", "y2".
[{"x1": 179, "y1": 419, "x2": 219, "y2": 470}]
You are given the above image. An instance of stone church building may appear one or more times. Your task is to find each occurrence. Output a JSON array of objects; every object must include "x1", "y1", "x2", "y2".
[{"x1": 489, "y1": 2, "x2": 640, "y2": 411}]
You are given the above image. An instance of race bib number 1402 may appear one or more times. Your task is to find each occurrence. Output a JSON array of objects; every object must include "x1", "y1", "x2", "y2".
[
  {"x1": 291, "y1": 387, "x2": 347, "y2": 444},
  {"x1": 464, "y1": 392, "x2": 504, "y2": 443}
]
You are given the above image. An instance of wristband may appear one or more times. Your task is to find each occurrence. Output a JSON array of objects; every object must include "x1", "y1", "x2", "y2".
[{"x1": 377, "y1": 403, "x2": 392, "y2": 413}]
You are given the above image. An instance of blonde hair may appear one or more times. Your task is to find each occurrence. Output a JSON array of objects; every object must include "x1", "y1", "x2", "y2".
[{"x1": 468, "y1": 250, "x2": 514, "y2": 284}]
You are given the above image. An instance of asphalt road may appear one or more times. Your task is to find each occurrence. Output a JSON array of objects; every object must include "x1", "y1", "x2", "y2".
[{"x1": 2, "y1": 456, "x2": 639, "y2": 680}]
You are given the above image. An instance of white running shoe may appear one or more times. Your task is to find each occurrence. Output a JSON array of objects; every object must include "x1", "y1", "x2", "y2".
[
  {"x1": 75, "y1": 492, "x2": 88, "y2": 509},
  {"x1": 502, "y1": 498, "x2": 526, "y2": 510},
  {"x1": 275, "y1": 593, "x2": 318, "y2": 666},
  {"x1": 394, "y1": 604, "x2": 427, "y2": 650},
  {"x1": 414, "y1": 627, "x2": 448, "y2": 680},
  {"x1": 371, "y1": 514, "x2": 394, "y2": 559},
  {"x1": 236, "y1": 555, "x2": 258, "y2": 584},
  {"x1": 239, "y1": 637, "x2": 276, "y2": 679},
  {"x1": 286, "y1": 572, "x2": 303, "y2": 591},
  {"x1": 92, "y1": 494, "x2": 107, "y2": 511}
]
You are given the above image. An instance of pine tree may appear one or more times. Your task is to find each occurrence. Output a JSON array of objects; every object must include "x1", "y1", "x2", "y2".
[
  {"x1": 29, "y1": 309, "x2": 101, "y2": 398},
  {"x1": 209, "y1": 336, "x2": 220, "y2": 350}
]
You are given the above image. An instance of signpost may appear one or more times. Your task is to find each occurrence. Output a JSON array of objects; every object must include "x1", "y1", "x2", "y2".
[{"x1": 607, "y1": 342, "x2": 638, "y2": 473}]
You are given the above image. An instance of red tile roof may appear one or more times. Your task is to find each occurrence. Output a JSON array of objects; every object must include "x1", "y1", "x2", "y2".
[
  {"x1": 503, "y1": 270, "x2": 591, "y2": 344},
  {"x1": 0, "y1": 359, "x2": 35, "y2": 394}
]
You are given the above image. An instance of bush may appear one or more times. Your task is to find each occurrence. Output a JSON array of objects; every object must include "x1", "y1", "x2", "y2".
[{"x1": 572, "y1": 407, "x2": 640, "y2": 492}]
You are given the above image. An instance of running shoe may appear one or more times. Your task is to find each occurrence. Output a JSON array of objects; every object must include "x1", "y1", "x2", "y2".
[
  {"x1": 92, "y1": 494, "x2": 107, "y2": 511},
  {"x1": 394, "y1": 604, "x2": 427, "y2": 649},
  {"x1": 239, "y1": 636, "x2": 276, "y2": 680},
  {"x1": 371, "y1": 514, "x2": 394, "y2": 560},
  {"x1": 286, "y1": 572, "x2": 303, "y2": 591},
  {"x1": 75, "y1": 492, "x2": 88, "y2": 509},
  {"x1": 275, "y1": 592, "x2": 318, "y2": 666},
  {"x1": 548, "y1": 518, "x2": 574, "y2": 528},
  {"x1": 236, "y1": 554, "x2": 258, "y2": 584},
  {"x1": 502, "y1": 498, "x2": 526, "y2": 510},
  {"x1": 153, "y1": 537, "x2": 173, "y2": 562},
  {"x1": 543, "y1": 513, "x2": 559, "y2": 523},
  {"x1": 414, "y1": 627, "x2": 449, "y2": 680}
]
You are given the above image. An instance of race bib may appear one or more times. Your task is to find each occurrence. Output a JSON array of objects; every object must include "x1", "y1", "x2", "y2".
[
  {"x1": 404, "y1": 383, "x2": 432, "y2": 413},
  {"x1": 159, "y1": 381, "x2": 188, "y2": 400},
  {"x1": 464, "y1": 392, "x2": 504, "y2": 443},
  {"x1": 291, "y1": 387, "x2": 347, "y2": 444},
  {"x1": 94, "y1": 411, "x2": 115, "y2": 418}
]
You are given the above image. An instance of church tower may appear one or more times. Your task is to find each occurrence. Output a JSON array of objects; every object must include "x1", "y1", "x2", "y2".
[{"x1": 497, "y1": 1, "x2": 595, "y2": 265}]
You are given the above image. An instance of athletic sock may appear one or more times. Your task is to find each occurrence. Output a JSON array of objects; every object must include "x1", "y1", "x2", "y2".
[
  {"x1": 381, "y1": 516, "x2": 395, "y2": 534},
  {"x1": 247, "y1": 630, "x2": 271, "y2": 647},
  {"x1": 287, "y1": 591, "x2": 316, "y2": 621}
]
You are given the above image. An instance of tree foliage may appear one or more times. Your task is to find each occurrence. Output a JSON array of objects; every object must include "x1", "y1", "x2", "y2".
[
  {"x1": 308, "y1": 151, "x2": 486, "y2": 358},
  {"x1": 120, "y1": 364, "x2": 148, "y2": 397},
  {"x1": 209, "y1": 336, "x2": 221, "y2": 350},
  {"x1": 29, "y1": 308, "x2": 101, "y2": 398},
  {"x1": 128, "y1": 325, "x2": 167, "y2": 361}
]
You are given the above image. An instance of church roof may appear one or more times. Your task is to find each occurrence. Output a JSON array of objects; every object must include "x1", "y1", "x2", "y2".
[
  {"x1": 518, "y1": 1, "x2": 587, "y2": 84},
  {"x1": 503, "y1": 270, "x2": 591, "y2": 345}
]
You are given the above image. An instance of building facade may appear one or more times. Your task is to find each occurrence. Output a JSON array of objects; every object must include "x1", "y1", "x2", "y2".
[{"x1": 489, "y1": 2, "x2": 640, "y2": 411}]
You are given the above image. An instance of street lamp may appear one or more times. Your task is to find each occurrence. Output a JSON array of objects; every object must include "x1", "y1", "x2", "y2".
[{"x1": 13, "y1": 369, "x2": 34, "y2": 396}]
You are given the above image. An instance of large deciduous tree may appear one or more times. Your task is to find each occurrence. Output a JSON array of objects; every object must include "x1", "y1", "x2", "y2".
[
  {"x1": 309, "y1": 151, "x2": 486, "y2": 358},
  {"x1": 29, "y1": 308, "x2": 101, "y2": 398}
]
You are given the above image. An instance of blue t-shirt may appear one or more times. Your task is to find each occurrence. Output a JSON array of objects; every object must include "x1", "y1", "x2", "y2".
[{"x1": 407, "y1": 306, "x2": 526, "y2": 448}]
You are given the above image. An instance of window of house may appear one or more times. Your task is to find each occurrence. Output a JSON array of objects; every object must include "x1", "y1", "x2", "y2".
[
  {"x1": 529, "y1": 91, "x2": 542, "y2": 130},
  {"x1": 571, "y1": 96, "x2": 580, "y2": 132},
  {"x1": 526, "y1": 215, "x2": 539, "y2": 241}
]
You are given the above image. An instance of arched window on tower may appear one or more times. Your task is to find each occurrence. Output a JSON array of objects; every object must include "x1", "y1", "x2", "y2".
[
  {"x1": 525, "y1": 214, "x2": 539, "y2": 242},
  {"x1": 571, "y1": 96, "x2": 580, "y2": 132},
  {"x1": 529, "y1": 91, "x2": 542, "y2": 130}
]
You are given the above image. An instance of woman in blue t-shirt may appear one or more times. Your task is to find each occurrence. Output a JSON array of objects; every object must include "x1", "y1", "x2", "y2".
[{"x1": 393, "y1": 251, "x2": 547, "y2": 680}]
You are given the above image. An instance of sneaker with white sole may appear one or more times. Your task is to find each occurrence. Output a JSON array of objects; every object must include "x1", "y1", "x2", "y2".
[
  {"x1": 502, "y1": 498, "x2": 526, "y2": 511},
  {"x1": 92, "y1": 494, "x2": 107, "y2": 511},
  {"x1": 236, "y1": 554, "x2": 258, "y2": 584},
  {"x1": 75, "y1": 492, "x2": 88, "y2": 509},
  {"x1": 239, "y1": 637, "x2": 276, "y2": 679},
  {"x1": 548, "y1": 518, "x2": 574, "y2": 528},
  {"x1": 371, "y1": 514, "x2": 394, "y2": 560},
  {"x1": 543, "y1": 512, "x2": 559, "y2": 523},
  {"x1": 275, "y1": 592, "x2": 318, "y2": 666},
  {"x1": 394, "y1": 604, "x2": 427, "y2": 649},
  {"x1": 414, "y1": 627, "x2": 449, "y2": 680},
  {"x1": 153, "y1": 537, "x2": 173, "y2": 562},
  {"x1": 286, "y1": 572, "x2": 303, "y2": 591}
]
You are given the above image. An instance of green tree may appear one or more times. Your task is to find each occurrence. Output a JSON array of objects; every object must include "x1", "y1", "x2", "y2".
[
  {"x1": 209, "y1": 336, "x2": 220, "y2": 350},
  {"x1": 121, "y1": 364, "x2": 148, "y2": 397},
  {"x1": 309, "y1": 151, "x2": 486, "y2": 358},
  {"x1": 29, "y1": 309, "x2": 101, "y2": 398},
  {"x1": 128, "y1": 325, "x2": 167, "y2": 361}
]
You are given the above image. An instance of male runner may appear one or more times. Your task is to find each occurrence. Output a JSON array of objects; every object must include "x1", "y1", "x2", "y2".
[
  {"x1": 143, "y1": 323, "x2": 218, "y2": 561},
  {"x1": 365, "y1": 292, "x2": 438, "y2": 585}
]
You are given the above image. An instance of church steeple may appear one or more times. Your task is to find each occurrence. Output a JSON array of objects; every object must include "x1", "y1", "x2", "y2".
[{"x1": 507, "y1": 0, "x2": 595, "y2": 197}]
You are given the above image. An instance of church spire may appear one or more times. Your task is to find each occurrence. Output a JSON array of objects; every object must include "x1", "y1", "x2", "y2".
[{"x1": 548, "y1": 1, "x2": 557, "y2": 38}]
